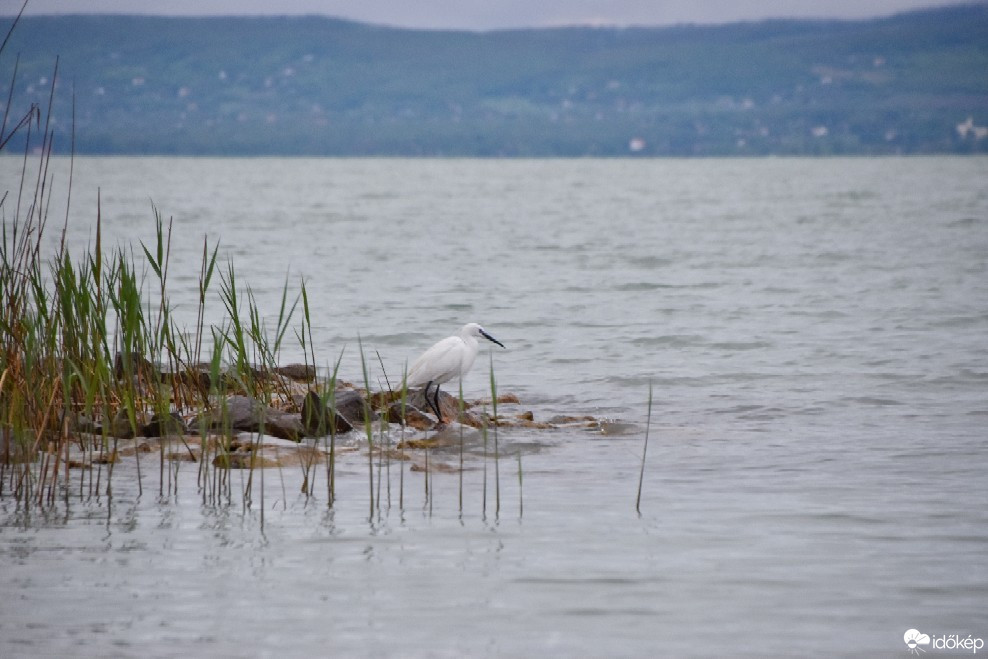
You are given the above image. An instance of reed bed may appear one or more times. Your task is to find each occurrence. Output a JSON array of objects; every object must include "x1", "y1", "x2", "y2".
[{"x1": 0, "y1": 25, "x2": 326, "y2": 514}]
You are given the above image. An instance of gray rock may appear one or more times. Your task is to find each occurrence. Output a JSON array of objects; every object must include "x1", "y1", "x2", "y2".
[
  {"x1": 109, "y1": 408, "x2": 149, "y2": 438},
  {"x1": 162, "y1": 369, "x2": 214, "y2": 392},
  {"x1": 262, "y1": 411, "x2": 305, "y2": 442},
  {"x1": 385, "y1": 402, "x2": 436, "y2": 430},
  {"x1": 333, "y1": 389, "x2": 375, "y2": 426},
  {"x1": 113, "y1": 351, "x2": 158, "y2": 381},
  {"x1": 404, "y1": 387, "x2": 485, "y2": 427},
  {"x1": 67, "y1": 411, "x2": 98, "y2": 434},
  {"x1": 194, "y1": 395, "x2": 304, "y2": 442},
  {"x1": 301, "y1": 390, "x2": 354, "y2": 436},
  {"x1": 275, "y1": 363, "x2": 316, "y2": 382}
]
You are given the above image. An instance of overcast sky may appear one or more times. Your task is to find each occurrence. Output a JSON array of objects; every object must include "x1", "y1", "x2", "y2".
[{"x1": 3, "y1": 0, "x2": 979, "y2": 30}]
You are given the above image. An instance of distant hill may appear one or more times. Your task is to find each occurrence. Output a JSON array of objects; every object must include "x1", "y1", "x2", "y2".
[{"x1": 2, "y1": 6, "x2": 987, "y2": 155}]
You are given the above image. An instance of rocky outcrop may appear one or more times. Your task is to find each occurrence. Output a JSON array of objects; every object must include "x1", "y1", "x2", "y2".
[{"x1": 402, "y1": 387, "x2": 486, "y2": 427}]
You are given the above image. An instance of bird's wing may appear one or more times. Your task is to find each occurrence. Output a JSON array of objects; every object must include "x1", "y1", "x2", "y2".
[{"x1": 405, "y1": 337, "x2": 463, "y2": 387}]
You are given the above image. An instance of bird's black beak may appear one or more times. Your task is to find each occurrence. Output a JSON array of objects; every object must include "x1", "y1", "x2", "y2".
[{"x1": 480, "y1": 329, "x2": 505, "y2": 348}]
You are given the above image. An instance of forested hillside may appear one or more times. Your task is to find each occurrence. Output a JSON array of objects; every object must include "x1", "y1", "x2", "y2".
[{"x1": 2, "y1": 5, "x2": 987, "y2": 155}]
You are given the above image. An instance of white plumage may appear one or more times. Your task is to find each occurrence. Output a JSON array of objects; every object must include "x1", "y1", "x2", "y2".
[{"x1": 405, "y1": 323, "x2": 505, "y2": 421}]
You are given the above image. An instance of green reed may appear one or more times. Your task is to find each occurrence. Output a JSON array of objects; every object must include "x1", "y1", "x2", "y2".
[
  {"x1": 398, "y1": 361, "x2": 408, "y2": 510},
  {"x1": 636, "y1": 381, "x2": 654, "y2": 514},
  {"x1": 0, "y1": 25, "x2": 297, "y2": 509},
  {"x1": 358, "y1": 336, "x2": 375, "y2": 518},
  {"x1": 325, "y1": 349, "x2": 345, "y2": 507},
  {"x1": 480, "y1": 404, "x2": 489, "y2": 518},
  {"x1": 0, "y1": 145, "x2": 318, "y2": 511},
  {"x1": 489, "y1": 353, "x2": 500, "y2": 517},
  {"x1": 458, "y1": 381, "x2": 465, "y2": 514},
  {"x1": 517, "y1": 448, "x2": 523, "y2": 519}
]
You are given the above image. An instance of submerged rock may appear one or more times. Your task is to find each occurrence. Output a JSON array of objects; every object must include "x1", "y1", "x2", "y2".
[
  {"x1": 66, "y1": 412, "x2": 98, "y2": 434},
  {"x1": 93, "y1": 450, "x2": 119, "y2": 464},
  {"x1": 213, "y1": 452, "x2": 278, "y2": 469},
  {"x1": 118, "y1": 441, "x2": 153, "y2": 456},
  {"x1": 211, "y1": 441, "x2": 328, "y2": 470},
  {"x1": 547, "y1": 415, "x2": 598, "y2": 426},
  {"x1": 143, "y1": 412, "x2": 188, "y2": 437},
  {"x1": 109, "y1": 408, "x2": 150, "y2": 439}
]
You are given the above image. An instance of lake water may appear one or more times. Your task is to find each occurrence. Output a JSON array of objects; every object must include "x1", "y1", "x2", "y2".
[{"x1": 2, "y1": 156, "x2": 987, "y2": 656}]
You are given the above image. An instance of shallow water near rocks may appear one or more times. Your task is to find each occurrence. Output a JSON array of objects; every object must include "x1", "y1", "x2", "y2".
[{"x1": 2, "y1": 156, "x2": 987, "y2": 656}]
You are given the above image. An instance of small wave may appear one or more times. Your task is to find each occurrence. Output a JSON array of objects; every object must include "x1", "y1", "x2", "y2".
[
  {"x1": 946, "y1": 217, "x2": 985, "y2": 228},
  {"x1": 441, "y1": 303, "x2": 474, "y2": 312},
  {"x1": 711, "y1": 404, "x2": 786, "y2": 420},
  {"x1": 836, "y1": 189, "x2": 879, "y2": 202},
  {"x1": 631, "y1": 334, "x2": 705, "y2": 348},
  {"x1": 712, "y1": 404, "x2": 763, "y2": 415},
  {"x1": 629, "y1": 334, "x2": 774, "y2": 351},
  {"x1": 613, "y1": 281, "x2": 720, "y2": 291},
  {"x1": 788, "y1": 309, "x2": 849, "y2": 319},
  {"x1": 709, "y1": 340, "x2": 772, "y2": 351},
  {"x1": 929, "y1": 314, "x2": 988, "y2": 329},
  {"x1": 788, "y1": 406, "x2": 827, "y2": 416},
  {"x1": 625, "y1": 255, "x2": 674, "y2": 268},
  {"x1": 814, "y1": 251, "x2": 854, "y2": 262},
  {"x1": 602, "y1": 374, "x2": 666, "y2": 388},
  {"x1": 643, "y1": 375, "x2": 710, "y2": 386},
  {"x1": 548, "y1": 357, "x2": 592, "y2": 365},
  {"x1": 842, "y1": 396, "x2": 903, "y2": 406}
]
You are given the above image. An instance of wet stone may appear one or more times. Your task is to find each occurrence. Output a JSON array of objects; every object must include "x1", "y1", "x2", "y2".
[
  {"x1": 274, "y1": 364, "x2": 316, "y2": 382},
  {"x1": 404, "y1": 388, "x2": 485, "y2": 428},
  {"x1": 385, "y1": 402, "x2": 436, "y2": 431},
  {"x1": 301, "y1": 390, "x2": 354, "y2": 436},
  {"x1": 193, "y1": 395, "x2": 305, "y2": 442}
]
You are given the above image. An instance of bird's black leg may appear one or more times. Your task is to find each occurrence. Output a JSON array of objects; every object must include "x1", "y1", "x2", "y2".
[
  {"x1": 424, "y1": 381, "x2": 443, "y2": 422},
  {"x1": 433, "y1": 384, "x2": 444, "y2": 424}
]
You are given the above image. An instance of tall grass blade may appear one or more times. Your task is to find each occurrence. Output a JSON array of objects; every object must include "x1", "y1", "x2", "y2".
[
  {"x1": 517, "y1": 449, "x2": 523, "y2": 519},
  {"x1": 490, "y1": 353, "x2": 500, "y2": 518},
  {"x1": 636, "y1": 381, "x2": 654, "y2": 514},
  {"x1": 399, "y1": 361, "x2": 407, "y2": 511},
  {"x1": 358, "y1": 335, "x2": 374, "y2": 518},
  {"x1": 458, "y1": 380, "x2": 464, "y2": 514}
]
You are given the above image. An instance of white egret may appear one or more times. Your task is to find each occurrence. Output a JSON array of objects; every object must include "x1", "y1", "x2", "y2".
[{"x1": 405, "y1": 323, "x2": 505, "y2": 422}]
